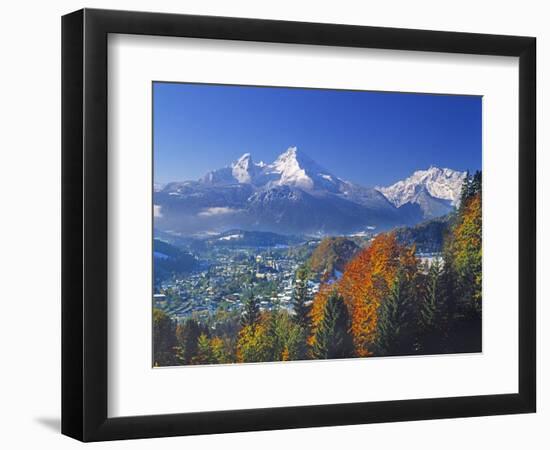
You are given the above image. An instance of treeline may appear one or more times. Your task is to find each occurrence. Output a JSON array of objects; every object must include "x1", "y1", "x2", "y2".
[{"x1": 153, "y1": 171, "x2": 482, "y2": 366}]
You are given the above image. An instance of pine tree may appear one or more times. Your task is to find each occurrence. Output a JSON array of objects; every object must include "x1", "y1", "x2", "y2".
[
  {"x1": 418, "y1": 258, "x2": 447, "y2": 353},
  {"x1": 312, "y1": 291, "x2": 354, "y2": 359},
  {"x1": 241, "y1": 294, "x2": 260, "y2": 328},
  {"x1": 176, "y1": 318, "x2": 201, "y2": 364},
  {"x1": 268, "y1": 310, "x2": 309, "y2": 361},
  {"x1": 459, "y1": 171, "x2": 471, "y2": 207},
  {"x1": 471, "y1": 170, "x2": 482, "y2": 196},
  {"x1": 375, "y1": 269, "x2": 415, "y2": 356},
  {"x1": 193, "y1": 333, "x2": 215, "y2": 365},
  {"x1": 152, "y1": 308, "x2": 177, "y2": 366},
  {"x1": 420, "y1": 259, "x2": 442, "y2": 328},
  {"x1": 292, "y1": 266, "x2": 311, "y2": 329}
]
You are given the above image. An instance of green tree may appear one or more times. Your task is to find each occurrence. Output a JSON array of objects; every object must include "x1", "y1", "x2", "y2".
[
  {"x1": 266, "y1": 310, "x2": 309, "y2": 361},
  {"x1": 176, "y1": 318, "x2": 200, "y2": 364},
  {"x1": 312, "y1": 291, "x2": 354, "y2": 359},
  {"x1": 417, "y1": 258, "x2": 447, "y2": 353},
  {"x1": 471, "y1": 170, "x2": 482, "y2": 196},
  {"x1": 240, "y1": 293, "x2": 260, "y2": 328},
  {"x1": 153, "y1": 308, "x2": 177, "y2": 366},
  {"x1": 375, "y1": 269, "x2": 416, "y2": 356},
  {"x1": 292, "y1": 266, "x2": 311, "y2": 330},
  {"x1": 193, "y1": 333, "x2": 216, "y2": 365},
  {"x1": 459, "y1": 171, "x2": 472, "y2": 208}
]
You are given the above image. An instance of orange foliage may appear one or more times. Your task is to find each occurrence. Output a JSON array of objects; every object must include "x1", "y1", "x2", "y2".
[
  {"x1": 281, "y1": 347, "x2": 290, "y2": 361},
  {"x1": 308, "y1": 284, "x2": 335, "y2": 347},
  {"x1": 317, "y1": 233, "x2": 419, "y2": 356},
  {"x1": 309, "y1": 233, "x2": 418, "y2": 356}
]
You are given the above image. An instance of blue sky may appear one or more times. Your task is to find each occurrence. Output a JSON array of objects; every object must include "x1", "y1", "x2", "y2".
[{"x1": 153, "y1": 82, "x2": 481, "y2": 187}]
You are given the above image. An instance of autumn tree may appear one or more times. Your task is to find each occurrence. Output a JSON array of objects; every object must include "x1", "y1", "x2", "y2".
[
  {"x1": 308, "y1": 237, "x2": 360, "y2": 279},
  {"x1": 338, "y1": 233, "x2": 418, "y2": 356},
  {"x1": 153, "y1": 308, "x2": 177, "y2": 366},
  {"x1": 309, "y1": 283, "x2": 332, "y2": 346},
  {"x1": 441, "y1": 171, "x2": 482, "y2": 352},
  {"x1": 210, "y1": 336, "x2": 233, "y2": 364},
  {"x1": 311, "y1": 291, "x2": 354, "y2": 359},
  {"x1": 236, "y1": 315, "x2": 271, "y2": 363},
  {"x1": 447, "y1": 192, "x2": 482, "y2": 316}
]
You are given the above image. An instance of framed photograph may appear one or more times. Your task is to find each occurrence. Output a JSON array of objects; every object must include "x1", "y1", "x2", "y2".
[{"x1": 62, "y1": 8, "x2": 536, "y2": 442}]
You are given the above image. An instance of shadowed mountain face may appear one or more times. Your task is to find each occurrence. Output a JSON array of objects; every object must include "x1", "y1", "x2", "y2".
[{"x1": 154, "y1": 147, "x2": 462, "y2": 237}]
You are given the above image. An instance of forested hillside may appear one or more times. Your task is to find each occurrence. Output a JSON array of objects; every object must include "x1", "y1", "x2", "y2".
[
  {"x1": 153, "y1": 171, "x2": 482, "y2": 366},
  {"x1": 394, "y1": 215, "x2": 451, "y2": 253}
]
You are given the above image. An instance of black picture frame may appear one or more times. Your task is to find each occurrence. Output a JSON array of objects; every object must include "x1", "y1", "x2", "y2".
[{"x1": 62, "y1": 8, "x2": 536, "y2": 442}]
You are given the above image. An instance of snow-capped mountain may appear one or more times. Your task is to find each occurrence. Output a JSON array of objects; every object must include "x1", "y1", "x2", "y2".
[
  {"x1": 258, "y1": 146, "x2": 344, "y2": 192},
  {"x1": 231, "y1": 153, "x2": 264, "y2": 184},
  {"x1": 197, "y1": 146, "x2": 344, "y2": 192},
  {"x1": 155, "y1": 148, "x2": 462, "y2": 236},
  {"x1": 376, "y1": 166, "x2": 466, "y2": 219},
  {"x1": 199, "y1": 153, "x2": 266, "y2": 185}
]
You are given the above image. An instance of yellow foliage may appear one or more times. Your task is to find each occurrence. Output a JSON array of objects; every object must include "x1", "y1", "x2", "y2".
[{"x1": 309, "y1": 233, "x2": 418, "y2": 356}]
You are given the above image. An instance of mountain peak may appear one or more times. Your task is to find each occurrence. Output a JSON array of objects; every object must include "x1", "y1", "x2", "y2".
[
  {"x1": 273, "y1": 146, "x2": 313, "y2": 164},
  {"x1": 267, "y1": 147, "x2": 325, "y2": 191},
  {"x1": 377, "y1": 166, "x2": 466, "y2": 217},
  {"x1": 231, "y1": 153, "x2": 258, "y2": 183},
  {"x1": 234, "y1": 153, "x2": 252, "y2": 164}
]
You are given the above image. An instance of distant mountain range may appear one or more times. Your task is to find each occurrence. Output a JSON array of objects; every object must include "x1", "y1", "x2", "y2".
[
  {"x1": 376, "y1": 166, "x2": 466, "y2": 219},
  {"x1": 154, "y1": 147, "x2": 466, "y2": 237}
]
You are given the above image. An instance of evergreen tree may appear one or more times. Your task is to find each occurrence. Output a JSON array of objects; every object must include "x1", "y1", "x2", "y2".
[
  {"x1": 240, "y1": 293, "x2": 260, "y2": 328},
  {"x1": 418, "y1": 258, "x2": 447, "y2": 353},
  {"x1": 266, "y1": 310, "x2": 309, "y2": 361},
  {"x1": 312, "y1": 291, "x2": 354, "y2": 359},
  {"x1": 153, "y1": 308, "x2": 177, "y2": 366},
  {"x1": 292, "y1": 266, "x2": 311, "y2": 330},
  {"x1": 459, "y1": 171, "x2": 472, "y2": 207},
  {"x1": 193, "y1": 333, "x2": 215, "y2": 365},
  {"x1": 176, "y1": 318, "x2": 200, "y2": 364},
  {"x1": 471, "y1": 170, "x2": 482, "y2": 196},
  {"x1": 375, "y1": 269, "x2": 415, "y2": 356}
]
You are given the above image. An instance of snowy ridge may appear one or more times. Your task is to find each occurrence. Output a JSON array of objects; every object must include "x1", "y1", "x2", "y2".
[
  {"x1": 231, "y1": 153, "x2": 261, "y2": 184},
  {"x1": 197, "y1": 146, "x2": 344, "y2": 193},
  {"x1": 156, "y1": 148, "x2": 467, "y2": 235},
  {"x1": 264, "y1": 147, "x2": 315, "y2": 190},
  {"x1": 377, "y1": 166, "x2": 466, "y2": 208}
]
